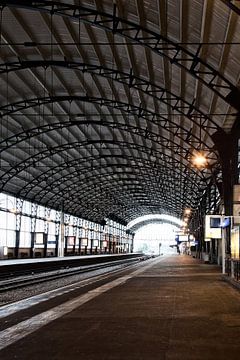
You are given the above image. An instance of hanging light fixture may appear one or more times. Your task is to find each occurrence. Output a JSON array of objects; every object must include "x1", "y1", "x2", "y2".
[
  {"x1": 191, "y1": 116, "x2": 208, "y2": 169},
  {"x1": 192, "y1": 152, "x2": 208, "y2": 169}
]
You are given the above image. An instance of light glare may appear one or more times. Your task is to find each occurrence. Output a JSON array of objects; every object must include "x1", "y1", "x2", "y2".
[{"x1": 192, "y1": 153, "x2": 208, "y2": 168}]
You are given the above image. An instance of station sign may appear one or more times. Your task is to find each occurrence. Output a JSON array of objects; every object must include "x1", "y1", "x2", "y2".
[{"x1": 205, "y1": 215, "x2": 222, "y2": 239}]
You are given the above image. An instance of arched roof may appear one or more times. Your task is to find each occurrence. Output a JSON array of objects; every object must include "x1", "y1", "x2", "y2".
[
  {"x1": 127, "y1": 214, "x2": 182, "y2": 233},
  {"x1": 0, "y1": 0, "x2": 239, "y2": 224}
]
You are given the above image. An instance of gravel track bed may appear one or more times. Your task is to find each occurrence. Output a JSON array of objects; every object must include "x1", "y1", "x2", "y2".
[{"x1": 0, "y1": 264, "x2": 128, "y2": 307}]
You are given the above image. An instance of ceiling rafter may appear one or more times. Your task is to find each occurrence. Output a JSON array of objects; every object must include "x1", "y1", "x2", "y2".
[
  {"x1": 80, "y1": 14, "x2": 138, "y2": 166},
  {"x1": 0, "y1": 21, "x2": 91, "y2": 167},
  {"x1": 0, "y1": 0, "x2": 238, "y2": 104},
  {"x1": 0, "y1": 118, "x2": 205, "y2": 160},
  {"x1": 0, "y1": 0, "x2": 236, "y2": 224},
  {"x1": 0, "y1": 138, "x2": 210, "y2": 190},
  {"x1": 136, "y1": 0, "x2": 174, "y2": 161},
  {"x1": 109, "y1": 1, "x2": 151, "y2": 168},
  {"x1": 22, "y1": 156, "x2": 203, "y2": 203},
  {"x1": 0, "y1": 94, "x2": 218, "y2": 144},
  {"x1": 43, "y1": 174, "x2": 201, "y2": 208},
  {"x1": 32, "y1": 9, "x2": 108, "y2": 164},
  {"x1": 42, "y1": 179, "x2": 193, "y2": 222}
]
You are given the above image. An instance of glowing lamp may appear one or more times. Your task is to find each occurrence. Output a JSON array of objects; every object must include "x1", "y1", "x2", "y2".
[{"x1": 192, "y1": 153, "x2": 208, "y2": 168}]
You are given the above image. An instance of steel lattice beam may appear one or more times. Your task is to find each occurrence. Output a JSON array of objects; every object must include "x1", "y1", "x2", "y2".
[
  {"x1": 0, "y1": 59, "x2": 220, "y2": 131},
  {"x1": 0, "y1": 138, "x2": 209, "y2": 189},
  {"x1": 28, "y1": 163, "x2": 201, "y2": 206},
  {"x1": 0, "y1": 119, "x2": 218, "y2": 177},
  {"x1": 43, "y1": 180, "x2": 188, "y2": 221},
  {"x1": 0, "y1": 0, "x2": 238, "y2": 104},
  {"x1": 18, "y1": 153, "x2": 202, "y2": 200},
  {"x1": 0, "y1": 95, "x2": 216, "y2": 146}
]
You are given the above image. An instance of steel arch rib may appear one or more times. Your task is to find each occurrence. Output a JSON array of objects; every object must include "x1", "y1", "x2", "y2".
[
  {"x1": 0, "y1": 59, "x2": 220, "y2": 131},
  {"x1": 0, "y1": 117, "x2": 218, "y2": 197},
  {"x1": 29, "y1": 178, "x2": 192, "y2": 222},
  {"x1": 15, "y1": 151, "x2": 203, "y2": 199},
  {"x1": 19, "y1": 154, "x2": 202, "y2": 198},
  {"x1": 0, "y1": 119, "x2": 218, "y2": 167},
  {"x1": 40, "y1": 178, "x2": 189, "y2": 217},
  {"x1": 0, "y1": 139, "x2": 208, "y2": 189},
  {"x1": 39, "y1": 175, "x2": 191, "y2": 207},
  {"x1": 39, "y1": 172, "x2": 199, "y2": 219},
  {"x1": 47, "y1": 179, "x2": 200, "y2": 211},
  {"x1": 19, "y1": 160, "x2": 201, "y2": 204},
  {"x1": 1, "y1": 143, "x2": 206, "y2": 192},
  {"x1": 0, "y1": 0, "x2": 237, "y2": 103},
  {"x1": 23, "y1": 158, "x2": 202, "y2": 203},
  {"x1": 0, "y1": 95, "x2": 216, "y2": 143},
  {"x1": 0, "y1": 114, "x2": 214, "y2": 158}
]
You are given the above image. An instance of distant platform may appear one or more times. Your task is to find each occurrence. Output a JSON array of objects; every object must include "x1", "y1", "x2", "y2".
[{"x1": 0, "y1": 253, "x2": 142, "y2": 267}]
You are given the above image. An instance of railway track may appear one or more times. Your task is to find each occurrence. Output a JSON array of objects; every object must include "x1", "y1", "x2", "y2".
[{"x1": 0, "y1": 255, "x2": 150, "y2": 293}]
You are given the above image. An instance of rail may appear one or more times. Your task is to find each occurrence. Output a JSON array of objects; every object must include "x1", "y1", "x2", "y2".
[
  {"x1": 0, "y1": 253, "x2": 144, "y2": 280},
  {"x1": 225, "y1": 258, "x2": 240, "y2": 281},
  {"x1": 0, "y1": 255, "x2": 151, "y2": 292}
]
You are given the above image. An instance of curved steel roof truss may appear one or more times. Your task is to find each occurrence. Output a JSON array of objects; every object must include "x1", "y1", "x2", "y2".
[
  {"x1": 0, "y1": 0, "x2": 238, "y2": 103},
  {"x1": 1, "y1": 138, "x2": 209, "y2": 189},
  {"x1": 0, "y1": 0, "x2": 236, "y2": 224},
  {"x1": 31, "y1": 164, "x2": 202, "y2": 206},
  {"x1": 0, "y1": 59, "x2": 221, "y2": 132}
]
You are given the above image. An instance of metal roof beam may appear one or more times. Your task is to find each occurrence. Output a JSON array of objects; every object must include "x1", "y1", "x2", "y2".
[{"x1": 0, "y1": 0, "x2": 238, "y2": 104}]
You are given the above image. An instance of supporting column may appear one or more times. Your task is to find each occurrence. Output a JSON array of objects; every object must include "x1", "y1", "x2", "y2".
[
  {"x1": 43, "y1": 233, "x2": 48, "y2": 257},
  {"x1": 15, "y1": 198, "x2": 23, "y2": 258},
  {"x1": 212, "y1": 127, "x2": 238, "y2": 216},
  {"x1": 212, "y1": 119, "x2": 240, "y2": 272},
  {"x1": 30, "y1": 232, "x2": 35, "y2": 258},
  {"x1": 59, "y1": 207, "x2": 65, "y2": 257},
  {"x1": 30, "y1": 203, "x2": 38, "y2": 258},
  {"x1": 15, "y1": 230, "x2": 20, "y2": 259},
  {"x1": 43, "y1": 207, "x2": 51, "y2": 257},
  {"x1": 55, "y1": 234, "x2": 59, "y2": 257},
  {"x1": 55, "y1": 211, "x2": 61, "y2": 257}
]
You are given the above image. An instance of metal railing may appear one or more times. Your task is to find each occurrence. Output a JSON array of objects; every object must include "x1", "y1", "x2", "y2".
[{"x1": 225, "y1": 258, "x2": 240, "y2": 281}]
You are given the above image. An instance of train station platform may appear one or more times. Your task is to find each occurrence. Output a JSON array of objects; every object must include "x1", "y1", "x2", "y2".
[
  {"x1": 1, "y1": 254, "x2": 240, "y2": 359},
  {"x1": 0, "y1": 253, "x2": 140, "y2": 267}
]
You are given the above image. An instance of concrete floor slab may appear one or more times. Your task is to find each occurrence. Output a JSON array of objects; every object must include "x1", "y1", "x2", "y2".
[{"x1": 1, "y1": 255, "x2": 240, "y2": 359}]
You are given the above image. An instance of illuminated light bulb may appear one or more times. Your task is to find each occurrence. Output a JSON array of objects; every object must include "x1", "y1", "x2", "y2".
[{"x1": 192, "y1": 153, "x2": 208, "y2": 168}]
